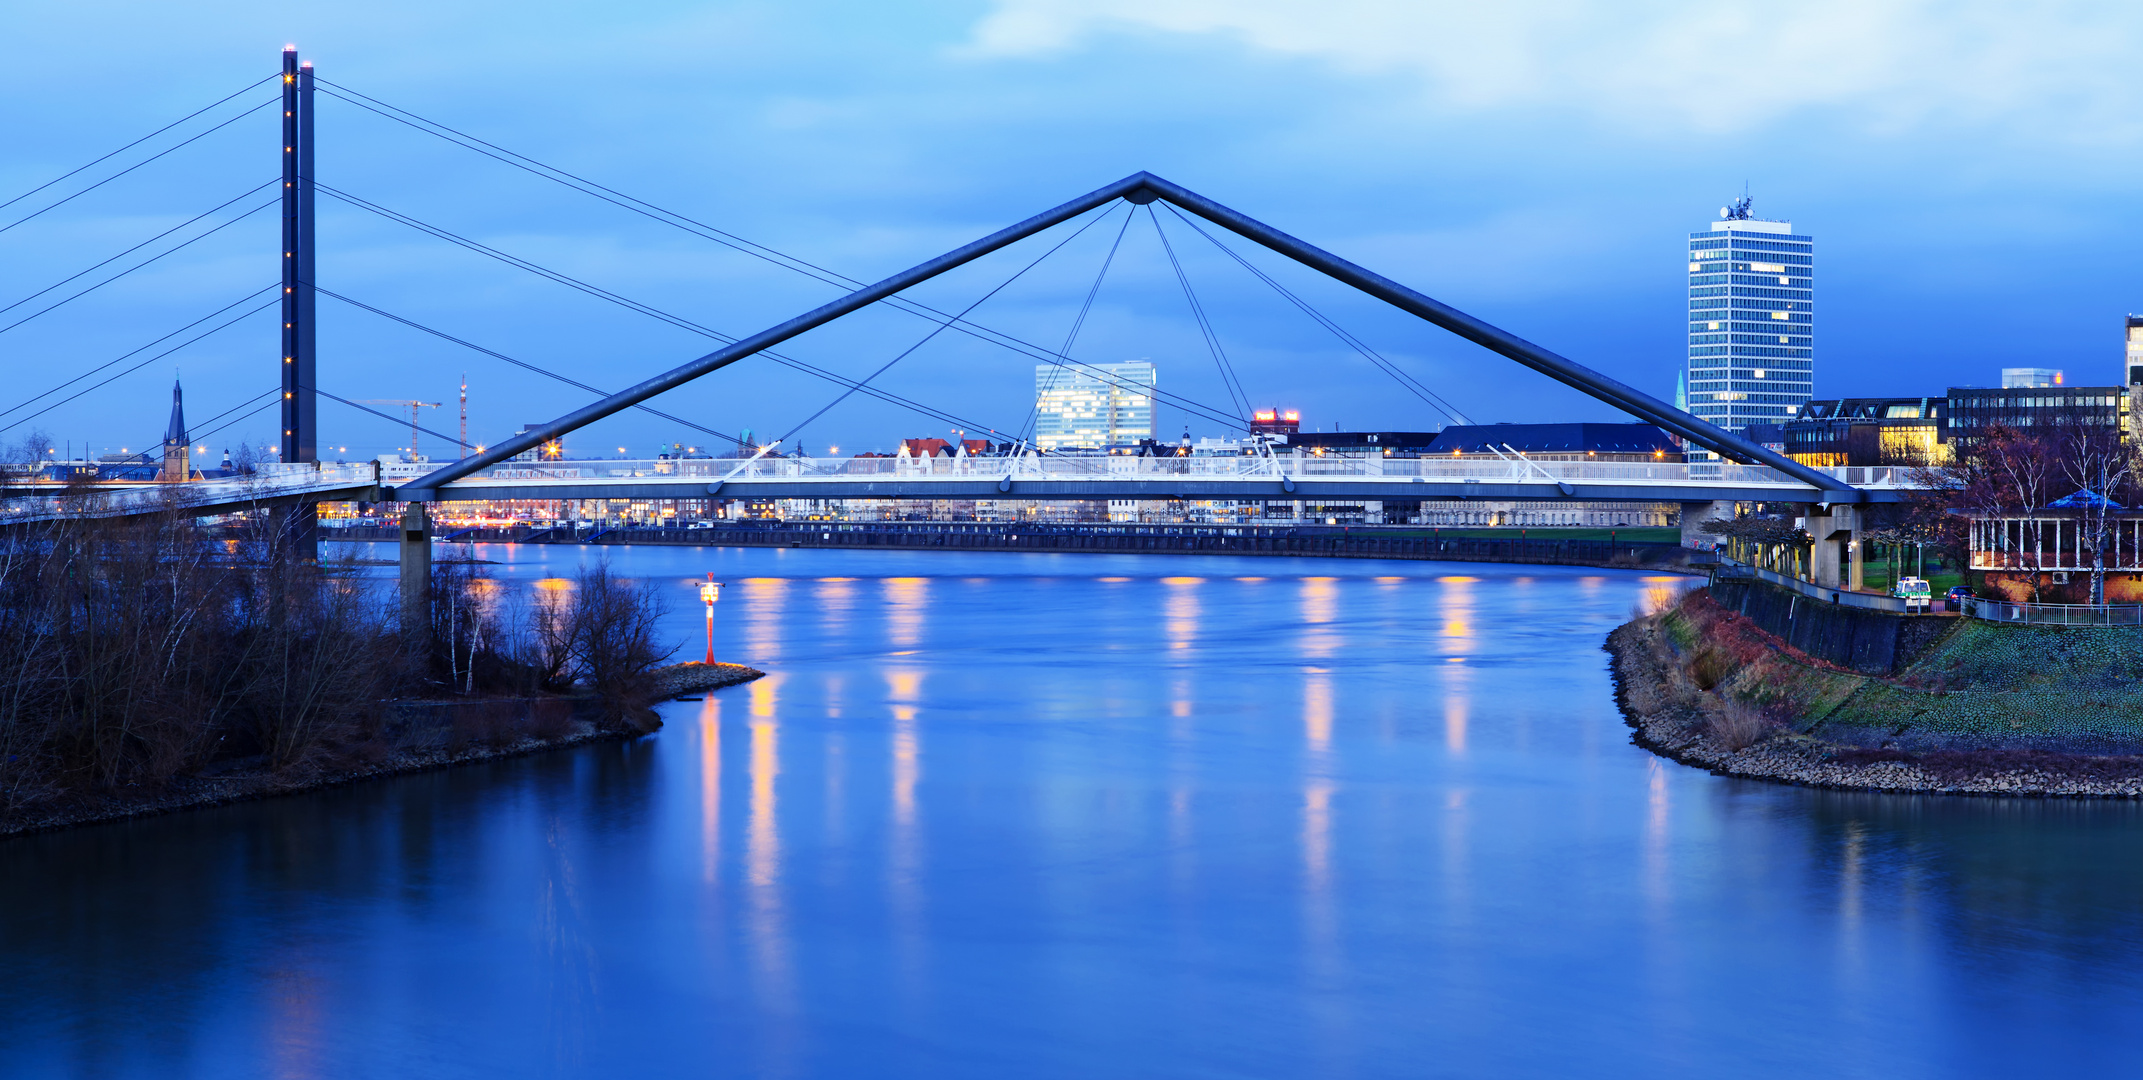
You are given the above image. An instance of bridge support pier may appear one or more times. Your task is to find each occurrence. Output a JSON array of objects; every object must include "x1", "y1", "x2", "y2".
[
  {"x1": 1679, "y1": 500, "x2": 1734, "y2": 550},
  {"x1": 1804, "y1": 504, "x2": 1862, "y2": 591},
  {"x1": 399, "y1": 502, "x2": 430, "y2": 635}
]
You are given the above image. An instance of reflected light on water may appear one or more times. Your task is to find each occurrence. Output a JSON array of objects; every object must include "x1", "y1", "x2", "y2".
[
  {"x1": 1444, "y1": 677, "x2": 1469, "y2": 755},
  {"x1": 1300, "y1": 577, "x2": 1340, "y2": 659},
  {"x1": 1305, "y1": 670, "x2": 1333, "y2": 759},
  {"x1": 743, "y1": 676, "x2": 793, "y2": 1019},
  {"x1": 1303, "y1": 780, "x2": 1339, "y2": 981},
  {"x1": 741, "y1": 577, "x2": 790, "y2": 662},
  {"x1": 748, "y1": 678, "x2": 781, "y2": 889},
  {"x1": 1169, "y1": 678, "x2": 1195, "y2": 746},
  {"x1": 883, "y1": 577, "x2": 930, "y2": 649},
  {"x1": 699, "y1": 694, "x2": 722, "y2": 885},
  {"x1": 1840, "y1": 820, "x2": 1866, "y2": 959},
  {"x1": 815, "y1": 576, "x2": 857, "y2": 631},
  {"x1": 266, "y1": 965, "x2": 324, "y2": 1080},
  {"x1": 1164, "y1": 577, "x2": 1201, "y2": 653},
  {"x1": 1644, "y1": 758, "x2": 1672, "y2": 910},
  {"x1": 1439, "y1": 575, "x2": 1477, "y2": 663}
]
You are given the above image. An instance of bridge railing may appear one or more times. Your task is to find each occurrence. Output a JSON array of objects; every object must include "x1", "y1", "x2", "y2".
[
  {"x1": 0, "y1": 462, "x2": 375, "y2": 524},
  {"x1": 453, "y1": 454, "x2": 1846, "y2": 488},
  {"x1": 1960, "y1": 595, "x2": 2143, "y2": 627}
]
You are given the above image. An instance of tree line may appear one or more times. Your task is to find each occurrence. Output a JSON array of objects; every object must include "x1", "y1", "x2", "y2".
[{"x1": 0, "y1": 507, "x2": 673, "y2": 820}]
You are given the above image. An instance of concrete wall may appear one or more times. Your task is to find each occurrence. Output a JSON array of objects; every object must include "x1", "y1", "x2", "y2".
[{"x1": 1707, "y1": 578, "x2": 1952, "y2": 675}]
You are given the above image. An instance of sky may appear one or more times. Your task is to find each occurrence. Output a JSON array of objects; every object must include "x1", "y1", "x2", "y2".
[{"x1": 3, "y1": 0, "x2": 2143, "y2": 462}]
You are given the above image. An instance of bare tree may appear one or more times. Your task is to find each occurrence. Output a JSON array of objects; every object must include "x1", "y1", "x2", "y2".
[
  {"x1": 2059, "y1": 423, "x2": 2137, "y2": 605},
  {"x1": 567, "y1": 564, "x2": 675, "y2": 728}
]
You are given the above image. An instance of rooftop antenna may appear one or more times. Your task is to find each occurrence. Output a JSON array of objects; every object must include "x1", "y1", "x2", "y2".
[{"x1": 1721, "y1": 183, "x2": 1753, "y2": 220}]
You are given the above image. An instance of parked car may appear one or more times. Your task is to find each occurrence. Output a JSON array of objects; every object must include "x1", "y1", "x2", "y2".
[{"x1": 1946, "y1": 585, "x2": 1974, "y2": 612}]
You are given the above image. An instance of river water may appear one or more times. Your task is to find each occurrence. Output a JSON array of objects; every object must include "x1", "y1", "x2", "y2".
[{"x1": 4, "y1": 545, "x2": 2141, "y2": 1078}]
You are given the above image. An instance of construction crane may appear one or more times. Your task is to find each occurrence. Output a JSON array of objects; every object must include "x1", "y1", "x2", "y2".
[{"x1": 353, "y1": 399, "x2": 443, "y2": 459}]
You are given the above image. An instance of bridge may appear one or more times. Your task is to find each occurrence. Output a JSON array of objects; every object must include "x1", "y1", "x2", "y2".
[{"x1": 0, "y1": 47, "x2": 1912, "y2": 604}]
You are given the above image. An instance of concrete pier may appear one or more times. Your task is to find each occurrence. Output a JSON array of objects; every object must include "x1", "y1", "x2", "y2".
[
  {"x1": 399, "y1": 502, "x2": 430, "y2": 634},
  {"x1": 1679, "y1": 500, "x2": 1734, "y2": 549},
  {"x1": 1803, "y1": 503, "x2": 1863, "y2": 590}
]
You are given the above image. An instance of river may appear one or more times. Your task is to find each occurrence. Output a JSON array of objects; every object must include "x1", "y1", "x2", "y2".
[{"x1": 3, "y1": 545, "x2": 2140, "y2": 1078}]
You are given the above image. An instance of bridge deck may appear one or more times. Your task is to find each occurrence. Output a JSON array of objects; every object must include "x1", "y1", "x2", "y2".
[{"x1": 0, "y1": 456, "x2": 1918, "y2": 525}]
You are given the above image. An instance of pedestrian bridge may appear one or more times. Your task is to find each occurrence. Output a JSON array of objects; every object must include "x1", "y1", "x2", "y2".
[
  {"x1": 414, "y1": 452, "x2": 1922, "y2": 506},
  {"x1": 0, "y1": 455, "x2": 1923, "y2": 527}
]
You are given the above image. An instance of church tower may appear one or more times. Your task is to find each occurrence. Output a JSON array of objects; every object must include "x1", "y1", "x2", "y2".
[{"x1": 161, "y1": 378, "x2": 191, "y2": 482}]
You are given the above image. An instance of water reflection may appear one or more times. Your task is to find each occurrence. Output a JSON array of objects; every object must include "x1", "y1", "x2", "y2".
[
  {"x1": 699, "y1": 694, "x2": 722, "y2": 884},
  {"x1": 1163, "y1": 577, "x2": 1201, "y2": 653},
  {"x1": 1300, "y1": 576, "x2": 1340, "y2": 660},
  {"x1": 883, "y1": 577, "x2": 929, "y2": 650},
  {"x1": 7, "y1": 552, "x2": 2143, "y2": 1076},
  {"x1": 1304, "y1": 671, "x2": 1334, "y2": 757},
  {"x1": 740, "y1": 577, "x2": 789, "y2": 663},
  {"x1": 747, "y1": 677, "x2": 781, "y2": 889}
]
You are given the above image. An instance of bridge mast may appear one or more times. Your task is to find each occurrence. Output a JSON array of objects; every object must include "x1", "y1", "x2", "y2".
[{"x1": 280, "y1": 46, "x2": 318, "y2": 559}]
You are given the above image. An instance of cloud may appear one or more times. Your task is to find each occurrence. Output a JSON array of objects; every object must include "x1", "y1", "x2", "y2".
[{"x1": 967, "y1": 0, "x2": 2143, "y2": 136}]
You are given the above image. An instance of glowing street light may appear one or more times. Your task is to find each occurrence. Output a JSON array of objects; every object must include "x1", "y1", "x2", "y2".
[{"x1": 698, "y1": 573, "x2": 724, "y2": 664}]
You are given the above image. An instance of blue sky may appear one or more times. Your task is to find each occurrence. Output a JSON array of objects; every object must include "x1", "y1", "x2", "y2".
[{"x1": 4, "y1": 0, "x2": 2142, "y2": 461}]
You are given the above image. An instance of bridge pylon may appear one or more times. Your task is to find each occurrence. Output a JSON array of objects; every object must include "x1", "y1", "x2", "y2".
[{"x1": 280, "y1": 45, "x2": 319, "y2": 561}]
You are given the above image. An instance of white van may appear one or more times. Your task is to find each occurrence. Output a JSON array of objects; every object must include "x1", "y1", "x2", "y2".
[{"x1": 1894, "y1": 577, "x2": 1932, "y2": 613}]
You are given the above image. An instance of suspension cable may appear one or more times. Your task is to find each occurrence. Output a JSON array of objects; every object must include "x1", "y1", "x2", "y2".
[
  {"x1": 312, "y1": 81, "x2": 1246, "y2": 428},
  {"x1": 317, "y1": 283, "x2": 992, "y2": 448},
  {"x1": 312, "y1": 189, "x2": 1165, "y2": 440},
  {"x1": 0, "y1": 94, "x2": 279, "y2": 237},
  {"x1": 0, "y1": 74, "x2": 276, "y2": 213},
  {"x1": 317, "y1": 389, "x2": 470, "y2": 452},
  {"x1": 1146, "y1": 204, "x2": 1251, "y2": 423},
  {"x1": 775, "y1": 200, "x2": 1129, "y2": 448},
  {"x1": 164, "y1": 388, "x2": 281, "y2": 452},
  {"x1": 0, "y1": 195, "x2": 279, "y2": 339},
  {"x1": 0, "y1": 284, "x2": 279, "y2": 425},
  {"x1": 316, "y1": 288, "x2": 744, "y2": 447},
  {"x1": 0, "y1": 296, "x2": 280, "y2": 438},
  {"x1": 1016, "y1": 206, "x2": 1139, "y2": 445},
  {"x1": 187, "y1": 397, "x2": 280, "y2": 450},
  {"x1": 0, "y1": 179, "x2": 277, "y2": 318},
  {"x1": 1159, "y1": 203, "x2": 1474, "y2": 426}
]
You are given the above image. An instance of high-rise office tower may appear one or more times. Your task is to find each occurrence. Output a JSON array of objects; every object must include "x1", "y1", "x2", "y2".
[
  {"x1": 2124, "y1": 315, "x2": 2143, "y2": 388},
  {"x1": 1685, "y1": 197, "x2": 1813, "y2": 434},
  {"x1": 1033, "y1": 361, "x2": 1157, "y2": 451}
]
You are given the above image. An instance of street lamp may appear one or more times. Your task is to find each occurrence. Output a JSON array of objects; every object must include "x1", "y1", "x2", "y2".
[{"x1": 698, "y1": 573, "x2": 724, "y2": 664}]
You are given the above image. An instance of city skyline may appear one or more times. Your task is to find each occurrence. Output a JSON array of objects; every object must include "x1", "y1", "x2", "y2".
[{"x1": 9, "y1": 6, "x2": 2143, "y2": 460}]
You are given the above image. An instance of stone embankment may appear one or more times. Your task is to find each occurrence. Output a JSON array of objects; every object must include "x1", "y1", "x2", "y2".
[
  {"x1": 1609, "y1": 592, "x2": 2143, "y2": 798},
  {"x1": 1, "y1": 663, "x2": 766, "y2": 839},
  {"x1": 649, "y1": 661, "x2": 765, "y2": 698}
]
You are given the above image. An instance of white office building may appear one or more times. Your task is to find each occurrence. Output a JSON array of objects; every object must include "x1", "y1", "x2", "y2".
[
  {"x1": 1033, "y1": 361, "x2": 1156, "y2": 451},
  {"x1": 1685, "y1": 198, "x2": 1813, "y2": 433}
]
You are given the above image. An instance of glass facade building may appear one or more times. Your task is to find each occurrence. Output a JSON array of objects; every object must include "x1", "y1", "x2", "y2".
[
  {"x1": 1033, "y1": 361, "x2": 1157, "y2": 451},
  {"x1": 1686, "y1": 214, "x2": 1813, "y2": 433}
]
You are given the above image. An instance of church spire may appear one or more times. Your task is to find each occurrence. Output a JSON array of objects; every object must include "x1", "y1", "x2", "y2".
[
  {"x1": 165, "y1": 377, "x2": 188, "y2": 445},
  {"x1": 161, "y1": 377, "x2": 191, "y2": 481}
]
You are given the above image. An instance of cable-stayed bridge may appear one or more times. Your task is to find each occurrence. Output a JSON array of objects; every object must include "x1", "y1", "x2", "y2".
[{"x1": 0, "y1": 47, "x2": 1915, "y2": 559}]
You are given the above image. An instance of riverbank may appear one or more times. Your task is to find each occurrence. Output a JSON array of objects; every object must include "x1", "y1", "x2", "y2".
[
  {"x1": 1608, "y1": 590, "x2": 2143, "y2": 797},
  {"x1": 0, "y1": 661, "x2": 765, "y2": 840}
]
